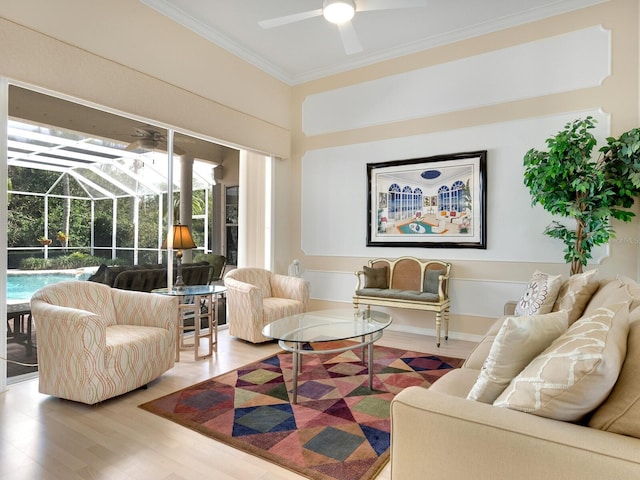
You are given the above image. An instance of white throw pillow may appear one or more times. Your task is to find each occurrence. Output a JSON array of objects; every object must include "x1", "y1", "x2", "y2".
[
  {"x1": 515, "y1": 270, "x2": 563, "y2": 316},
  {"x1": 494, "y1": 302, "x2": 630, "y2": 422},
  {"x1": 467, "y1": 311, "x2": 569, "y2": 404}
]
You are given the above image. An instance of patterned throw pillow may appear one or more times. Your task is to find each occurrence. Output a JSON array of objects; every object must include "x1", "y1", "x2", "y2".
[
  {"x1": 552, "y1": 269, "x2": 600, "y2": 324},
  {"x1": 363, "y1": 266, "x2": 388, "y2": 289},
  {"x1": 494, "y1": 302, "x2": 630, "y2": 422},
  {"x1": 467, "y1": 311, "x2": 569, "y2": 404},
  {"x1": 588, "y1": 307, "x2": 640, "y2": 436},
  {"x1": 515, "y1": 270, "x2": 563, "y2": 316}
]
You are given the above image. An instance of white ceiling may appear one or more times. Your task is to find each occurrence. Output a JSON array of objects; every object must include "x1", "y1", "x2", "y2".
[{"x1": 140, "y1": 0, "x2": 605, "y2": 85}]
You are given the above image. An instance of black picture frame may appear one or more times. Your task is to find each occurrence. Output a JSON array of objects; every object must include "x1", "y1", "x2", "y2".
[{"x1": 367, "y1": 150, "x2": 487, "y2": 249}]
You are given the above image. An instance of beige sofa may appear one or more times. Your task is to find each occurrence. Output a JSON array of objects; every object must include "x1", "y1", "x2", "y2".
[{"x1": 390, "y1": 273, "x2": 640, "y2": 479}]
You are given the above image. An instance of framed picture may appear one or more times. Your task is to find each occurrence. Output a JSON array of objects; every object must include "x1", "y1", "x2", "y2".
[{"x1": 367, "y1": 150, "x2": 487, "y2": 248}]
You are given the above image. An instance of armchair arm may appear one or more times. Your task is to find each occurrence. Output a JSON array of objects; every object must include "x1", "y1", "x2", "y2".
[
  {"x1": 354, "y1": 270, "x2": 365, "y2": 291},
  {"x1": 32, "y1": 301, "x2": 107, "y2": 354},
  {"x1": 391, "y1": 387, "x2": 640, "y2": 480},
  {"x1": 270, "y1": 274, "x2": 309, "y2": 307},
  {"x1": 438, "y1": 273, "x2": 449, "y2": 301},
  {"x1": 224, "y1": 277, "x2": 264, "y2": 324},
  {"x1": 31, "y1": 300, "x2": 109, "y2": 391}
]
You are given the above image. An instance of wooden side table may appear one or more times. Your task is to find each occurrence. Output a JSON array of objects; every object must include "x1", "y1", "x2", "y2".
[{"x1": 152, "y1": 285, "x2": 226, "y2": 361}]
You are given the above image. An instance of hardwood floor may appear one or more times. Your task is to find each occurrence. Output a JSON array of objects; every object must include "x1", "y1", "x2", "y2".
[{"x1": 0, "y1": 328, "x2": 476, "y2": 480}]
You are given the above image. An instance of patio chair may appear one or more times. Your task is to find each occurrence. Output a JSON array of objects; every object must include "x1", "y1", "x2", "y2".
[{"x1": 193, "y1": 254, "x2": 227, "y2": 284}]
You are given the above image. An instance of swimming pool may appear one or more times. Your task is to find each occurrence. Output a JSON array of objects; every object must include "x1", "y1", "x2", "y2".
[{"x1": 7, "y1": 271, "x2": 92, "y2": 301}]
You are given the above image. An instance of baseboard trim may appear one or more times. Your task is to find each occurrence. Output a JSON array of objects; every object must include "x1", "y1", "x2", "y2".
[{"x1": 386, "y1": 323, "x2": 484, "y2": 343}]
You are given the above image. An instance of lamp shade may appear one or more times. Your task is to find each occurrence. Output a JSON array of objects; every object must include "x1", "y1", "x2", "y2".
[{"x1": 162, "y1": 224, "x2": 197, "y2": 250}]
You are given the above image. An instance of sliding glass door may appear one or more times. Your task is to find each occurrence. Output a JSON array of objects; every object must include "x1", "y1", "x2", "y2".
[{"x1": 3, "y1": 82, "x2": 238, "y2": 385}]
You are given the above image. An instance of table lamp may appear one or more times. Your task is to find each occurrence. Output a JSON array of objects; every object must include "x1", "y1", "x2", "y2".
[{"x1": 162, "y1": 224, "x2": 197, "y2": 290}]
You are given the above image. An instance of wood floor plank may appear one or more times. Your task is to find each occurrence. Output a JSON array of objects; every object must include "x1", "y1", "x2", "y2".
[{"x1": 0, "y1": 328, "x2": 475, "y2": 480}]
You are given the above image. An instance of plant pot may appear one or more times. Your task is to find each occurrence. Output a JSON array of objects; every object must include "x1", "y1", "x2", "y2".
[{"x1": 39, "y1": 239, "x2": 52, "y2": 246}]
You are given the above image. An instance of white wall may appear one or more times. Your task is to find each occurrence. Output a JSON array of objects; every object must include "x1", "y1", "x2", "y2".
[
  {"x1": 289, "y1": 0, "x2": 640, "y2": 339},
  {"x1": 301, "y1": 110, "x2": 610, "y2": 263}
]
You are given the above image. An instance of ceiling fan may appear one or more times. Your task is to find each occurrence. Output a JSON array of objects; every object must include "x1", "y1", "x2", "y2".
[
  {"x1": 125, "y1": 127, "x2": 187, "y2": 155},
  {"x1": 258, "y1": 0, "x2": 429, "y2": 55}
]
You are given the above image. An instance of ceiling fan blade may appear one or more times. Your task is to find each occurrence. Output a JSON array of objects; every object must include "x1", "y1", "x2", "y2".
[
  {"x1": 166, "y1": 143, "x2": 186, "y2": 156},
  {"x1": 125, "y1": 140, "x2": 142, "y2": 152},
  {"x1": 356, "y1": 0, "x2": 428, "y2": 12},
  {"x1": 338, "y1": 21, "x2": 363, "y2": 55},
  {"x1": 258, "y1": 8, "x2": 323, "y2": 29}
]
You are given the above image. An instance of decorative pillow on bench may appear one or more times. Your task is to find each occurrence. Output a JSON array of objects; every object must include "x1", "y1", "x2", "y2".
[
  {"x1": 424, "y1": 268, "x2": 442, "y2": 295},
  {"x1": 363, "y1": 265, "x2": 388, "y2": 289}
]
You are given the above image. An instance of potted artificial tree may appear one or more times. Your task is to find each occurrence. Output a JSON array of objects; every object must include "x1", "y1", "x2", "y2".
[{"x1": 523, "y1": 117, "x2": 640, "y2": 274}]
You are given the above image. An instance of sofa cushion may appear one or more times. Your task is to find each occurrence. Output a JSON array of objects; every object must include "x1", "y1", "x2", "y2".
[
  {"x1": 467, "y1": 311, "x2": 568, "y2": 404},
  {"x1": 494, "y1": 302, "x2": 630, "y2": 422},
  {"x1": 429, "y1": 367, "x2": 481, "y2": 398},
  {"x1": 462, "y1": 317, "x2": 506, "y2": 370},
  {"x1": 617, "y1": 275, "x2": 640, "y2": 312},
  {"x1": 582, "y1": 278, "x2": 630, "y2": 317},
  {"x1": 552, "y1": 269, "x2": 599, "y2": 325},
  {"x1": 363, "y1": 265, "x2": 388, "y2": 289},
  {"x1": 588, "y1": 307, "x2": 640, "y2": 437},
  {"x1": 514, "y1": 270, "x2": 563, "y2": 316}
]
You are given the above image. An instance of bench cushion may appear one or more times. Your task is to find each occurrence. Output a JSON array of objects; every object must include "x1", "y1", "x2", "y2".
[{"x1": 355, "y1": 288, "x2": 439, "y2": 302}]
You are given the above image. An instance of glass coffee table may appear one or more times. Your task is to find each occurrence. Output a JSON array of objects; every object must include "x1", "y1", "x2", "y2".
[{"x1": 262, "y1": 309, "x2": 392, "y2": 404}]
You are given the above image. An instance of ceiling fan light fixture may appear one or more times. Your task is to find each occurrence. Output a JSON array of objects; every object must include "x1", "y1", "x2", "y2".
[{"x1": 323, "y1": 0, "x2": 355, "y2": 25}]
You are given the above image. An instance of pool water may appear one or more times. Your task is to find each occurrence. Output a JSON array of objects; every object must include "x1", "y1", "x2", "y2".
[{"x1": 7, "y1": 272, "x2": 92, "y2": 301}]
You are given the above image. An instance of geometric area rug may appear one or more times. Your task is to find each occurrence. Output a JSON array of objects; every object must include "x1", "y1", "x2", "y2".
[{"x1": 139, "y1": 341, "x2": 464, "y2": 480}]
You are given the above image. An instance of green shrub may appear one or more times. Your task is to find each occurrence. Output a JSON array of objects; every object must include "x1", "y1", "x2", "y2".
[
  {"x1": 20, "y1": 257, "x2": 52, "y2": 270},
  {"x1": 20, "y1": 254, "x2": 127, "y2": 270}
]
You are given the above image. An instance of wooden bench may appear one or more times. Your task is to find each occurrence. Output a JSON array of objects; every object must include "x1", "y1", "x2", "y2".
[{"x1": 353, "y1": 257, "x2": 451, "y2": 347}]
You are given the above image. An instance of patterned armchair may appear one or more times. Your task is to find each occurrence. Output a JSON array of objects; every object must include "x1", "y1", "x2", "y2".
[
  {"x1": 223, "y1": 268, "x2": 309, "y2": 343},
  {"x1": 31, "y1": 281, "x2": 178, "y2": 405}
]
